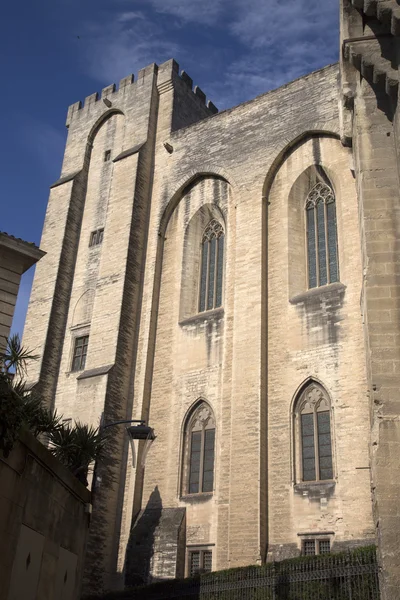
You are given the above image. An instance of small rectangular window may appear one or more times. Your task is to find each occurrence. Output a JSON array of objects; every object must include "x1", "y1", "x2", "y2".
[
  {"x1": 71, "y1": 335, "x2": 89, "y2": 372},
  {"x1": 190, "y1": 551, "x2": 200, "y2": 576},
  {"x1": 189, "y1": 549, "x2": 212, "y2": 576},
  {"x1": 318, "y1": 540, "x2": 331, "y2": 554},
  {"x1": 203, "y1": 551, "x2": 212, "y2": 572},
  {"x1": 89, "y1": 228, "x2": 104, "y2": 247},
  {"x1": 302, "y1": 539, "x2": 331, "y2": 556},
  {"x1": 104, "y1": 150, "x2": 111, "y2": 162},
  {"x1": 302, "y1": 540, "x2": 316, "y2": 556}
]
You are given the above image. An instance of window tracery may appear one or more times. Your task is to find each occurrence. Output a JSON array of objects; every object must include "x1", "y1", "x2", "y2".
[
  {"x1": 182, "y1": 402, "x2": 215, "y2": 495},
  {"x1": 199, "y1": 220, "x2": 224, "y2": 312},
  {"x1": 305, "y1": 182, "x2": 339, "y2": 289},
  {"x1": 295, "y1": 383, "x2": 334, "y2": 482}
]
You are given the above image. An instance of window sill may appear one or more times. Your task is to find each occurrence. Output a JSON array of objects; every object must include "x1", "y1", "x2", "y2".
[
  {"x1": 179, "y1": 307, "x2": 224, "y2": 327},
  {"x1": 289, "y1": 282, "x2": 346, "y2": 305},
  {"x1": 180, "y1": 492, "x2": 213, "y2": 503},
  {"x1": 294, "y1": 481, "x2": 336, "y2": 498},
  {"x1": 65, "y1": 368, "x2": 84, "y2": 377},
  {"x1": 70, "y1": 322, "x2": 91, "y2": 332}
]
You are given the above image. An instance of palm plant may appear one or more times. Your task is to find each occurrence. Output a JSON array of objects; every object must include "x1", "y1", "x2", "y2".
[
  {"x1": 0, "y1": 334, "x2": 107, "y2": 485},
  {"x1": 49, "y1": 422, "x2": 107, "y2": 486},
  {"x1": 1, "y1": 333, "x2": 39, "y2": 377}
]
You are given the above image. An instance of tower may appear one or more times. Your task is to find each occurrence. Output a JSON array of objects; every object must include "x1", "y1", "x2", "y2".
[
  {"x1": 23, "y1": 59, "x2": 218, "y2": 592},
  {"x1": 340, "y1": 2, "x2": 400, "y2": 598}
]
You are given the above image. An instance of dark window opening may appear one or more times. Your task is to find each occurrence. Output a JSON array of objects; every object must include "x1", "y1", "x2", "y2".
[
  {"x1": 188, "y1": 427, "x2": 215, "y2": 494},
  {"x1": 302, "y1": 540, "x2": 316, "y2": 556},
  {"x1": 306, "y1": 182, "x2": 339, "y2": 289},
  {"x1": 71, "y1": 335, "x2": 89, "y2": 372},
  {"x1": 299, "y1": 385, "x2": 333, "y2": 483},
  {"x1": 104, "y1": 150, "x2": 111, "y2": 162},
  {"x1": 319, "y1": 540, "x2": 331, "y2": 554},
  {"x1": 199, "y1": 220, "x2": 224, "y2": 312},
  {"x1": 302, "y1": 539, "x2": 331, "y2": 556},
  {"x1": 89, "y1": 228, "x2": 104, "y2": 247},
  {"x1": 189, "y1": 550, "x2": 212, "y2": 575},
  {"x1": 184, "y1": 402, "x2": 215, "y2": 496}
]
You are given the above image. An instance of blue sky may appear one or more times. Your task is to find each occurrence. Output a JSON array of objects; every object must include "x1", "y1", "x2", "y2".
[{"x1": 1, "y1": 0, "x2": 339, "y2": 338}]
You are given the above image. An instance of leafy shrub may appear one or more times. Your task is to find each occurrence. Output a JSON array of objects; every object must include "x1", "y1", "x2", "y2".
[{"x1": 0, "y1": 335, "x2": 107, "y2": 485}]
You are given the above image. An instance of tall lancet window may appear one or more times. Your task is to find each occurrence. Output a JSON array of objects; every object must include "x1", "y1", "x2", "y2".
[
  {"x1": 199, "y1": 219, "x2": 224, "y2": 312},
  {"x1": 306, "y1": 182, "x2": 339, "y2": 289},
  {"x1": 295, "y1": 383, "x2": 334, "y2": 482},
  {"x1": 182, "y1": 402, "x2": 216, "y2": 495}
]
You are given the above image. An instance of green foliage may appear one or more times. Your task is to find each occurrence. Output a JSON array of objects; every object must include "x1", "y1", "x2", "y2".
[
  {"x1": 49, "y1": 422, "x2": 107, "y2": 486},
  {"x1": 2, "y1": 334, "x2": 39, "y2": 377},
  {"x1": 0, "y1": 371, "x2": 23, "y2": 457},
  {"x1": 0, "y1": 335, "x2": 107, "y2": 485}
]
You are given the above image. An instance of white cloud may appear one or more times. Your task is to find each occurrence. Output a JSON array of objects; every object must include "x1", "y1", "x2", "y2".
[
  {"x1": 82, "y1": 11, "x2": 179, "y2": 83},
  {"x1": 230, "y1": 0, "x2": 337, "y2": 49},
  {"x1": 116, "y1": 11, "x2": 145, "y2": 23},
  {"x1": 202, "y1": 0, "x2": 338, "y2": 108},
  {"x1": 80, "y1": 0, "x2": 338, "y2": 108},
  {"x1": 137, "y1": 0, "x2": 225, "y2": 25}
]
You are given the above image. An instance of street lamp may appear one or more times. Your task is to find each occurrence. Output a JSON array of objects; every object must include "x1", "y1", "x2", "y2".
[
  {"x1": 102, "y1": 419, "x2": 155, "y2": 468},
  {"x1": 92, "y1": 419, "x2": 155, "y2": 501}
]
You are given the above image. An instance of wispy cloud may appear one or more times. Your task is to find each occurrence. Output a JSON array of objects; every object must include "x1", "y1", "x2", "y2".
[
  {"x1": 230, "y1": 0, "x2": 337, "y2": 49},
  {"x1": 116, "y1": 11, "x2": 146, "y2": 23},
  {"x1": 80, "y1": 0, "x2": 339, "y2": 109},
  {"x1": 82, "y1": 11, "x2": 179, "y2": 84},
  {"x1": 206, "y1": 0, "x2": 338, "y2": 107},
  {"x1": 143, "y1": 0, "x2": 225, "y2": 25}
]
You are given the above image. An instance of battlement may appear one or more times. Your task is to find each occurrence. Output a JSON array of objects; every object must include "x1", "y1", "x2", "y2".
[
  {"x1": 175, "y1": 63, "x2": 218, "y2": 114},
  {"x1": 66, "y1": 60, "x2": 218, "y2": 127}
]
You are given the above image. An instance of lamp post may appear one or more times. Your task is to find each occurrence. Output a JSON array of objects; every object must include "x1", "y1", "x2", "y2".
[
  {"x1": 91, "y1": 419, "x2": 155, "y2": 503},
  {"x1": 104, "y1": 419, "x2": 155, "y2": 469},
  {"x1": 103, "y1": 419, "x2": 155, "y2": 440}
]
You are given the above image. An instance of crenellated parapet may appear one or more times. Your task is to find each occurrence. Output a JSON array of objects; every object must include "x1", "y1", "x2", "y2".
[
  {"x1": 66, "y1": 71, "x2": 139, "y2": 127},
  {"x1": 179, "y1": 69, "x2": 218, "y2": 114},
  {"x1": 66, "y1": 60, "x2": 218, "y2": 129}
]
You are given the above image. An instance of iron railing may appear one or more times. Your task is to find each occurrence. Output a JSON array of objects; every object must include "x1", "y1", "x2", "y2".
[{"x1": 85, "y1": 546, "x2": 380, "y2": 600}]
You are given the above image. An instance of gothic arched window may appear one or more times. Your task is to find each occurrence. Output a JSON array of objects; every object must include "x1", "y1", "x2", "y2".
[
  {"x1": 306, "y1": 182, "x2": 339, "y2": 289},
  {"x1": 182, "y1": 402, "x2": 215, "y2": 495},
  {"x1": 295, "y1": 383, "x2": 334, "y2": 482},
  {"x1": 199, "y1": 220, "x2": 224, "y2": 312}
]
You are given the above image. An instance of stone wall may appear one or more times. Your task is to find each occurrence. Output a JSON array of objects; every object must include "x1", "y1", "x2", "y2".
[
  {"x1": 267, "y1": 135, "x2": 374, "y2": 558},
  {"x1": 340, "y1": 2, "x2": 400, "y2": 598},
  {"x1": 23, "y1": 46, "x2": 379, "y2": 595},
  {"x1": 0, "y1": 233, "x2": 44, "y2": 350},
  {"x1": 128, "y1": 61, "x2": 374, "y2": 575},
  {"x1": 0, "y1": 429, "x2": 90, "y2": 600}
]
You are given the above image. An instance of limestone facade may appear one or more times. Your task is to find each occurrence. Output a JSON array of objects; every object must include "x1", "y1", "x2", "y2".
[
  {"x1": 22, "y1": 4, "x2": 400, "y2": 596},
  {"x1": 0, "y1": 232, "x2": 44, "y2": 349}
]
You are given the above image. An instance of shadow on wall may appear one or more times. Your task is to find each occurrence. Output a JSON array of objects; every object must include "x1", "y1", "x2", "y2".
[{"x1": 124, "y1": 486, "x2": 163, "y2": 587}]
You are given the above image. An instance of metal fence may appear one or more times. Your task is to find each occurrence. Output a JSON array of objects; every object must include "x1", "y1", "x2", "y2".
[{"x1": 87, "y1": 546, "x2": 380, "y2": 600}]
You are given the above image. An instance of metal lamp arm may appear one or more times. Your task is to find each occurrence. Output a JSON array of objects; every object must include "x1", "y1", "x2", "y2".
[{"x1": 102, "y1": 419, "x2": 145, "y2": 430}]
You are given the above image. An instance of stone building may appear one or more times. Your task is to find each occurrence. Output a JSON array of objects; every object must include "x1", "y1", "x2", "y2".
[
  {"x1": 22, "y1": 1, "x2": 400, "y2": 598},
  {"x1": 0, "y1": 232, "x2": 44, "y2": 350}
]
